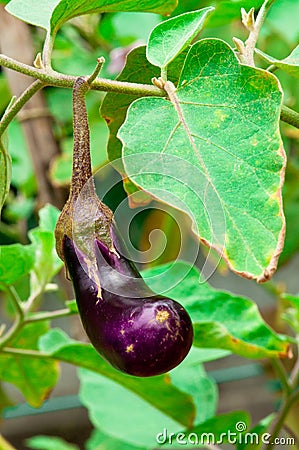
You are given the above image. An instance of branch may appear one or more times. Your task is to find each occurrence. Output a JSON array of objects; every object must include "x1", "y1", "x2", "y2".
[
  {"x1": 280, "y1": 105, "x2": 299, "y2": 129},
  {"x1": 25, "y1": 308, "x2": 76, "y2": 323},
  {"x1": 0, "y1": 79, "x2": 44, "y2": 136},
  {"x1": 234, "y1": 0, "x2": 275, "y2": 66},
  {"x1": 0, "y1": 53, "x2": 164, "y2": 96}
]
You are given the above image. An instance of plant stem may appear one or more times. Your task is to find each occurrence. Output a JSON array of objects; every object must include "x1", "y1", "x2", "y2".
[
  {"x1": 280, "y1": 105, "x2": 299, "y2": 129},
  {"x1": 0, "y1": 79, "x2": 45, "y2": 136},
  {"x1": 42, "y1": 30, "x2": 55, "y2": 69},
  {"x1": 271, "y1": 358, "x2": 292, "y2": 397},
  {"x1": 0, "y1": 53, "x2": 164, "y2": 96},
  {"x1": 239, "y1": 0, "x2": 275, "y2": 66},
  {"x1": 289, "y1": 337, "x2": 299, "y2": 387},
  {"x1": 25, "y1": 308, "x2": 76, "y2": 323},
  {"x1": 262, "y1": 389, "x2": 299, "y2": 450},
  {"x1": 0, "y1": 434, "x2": 18, "y2": 450},
  {"x1": 0, "y1": 286, "x2": 24, "y2": 348}
]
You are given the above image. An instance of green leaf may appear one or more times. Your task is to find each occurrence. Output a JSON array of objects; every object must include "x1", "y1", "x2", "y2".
[
  {"x1": 0, "y1": 243, "x2": 35, "y2": 285},
  {"x1": 101, "y1": 45, "x2": 186, "y2": 205},
  {"x1": 257, "y1": 46, "x2": 299, "y2": 79},
  {"x1": 0, "y1": 322, "x2": 59, "y2": 407},
  {"x1": 147, "y1": 7, "x2": 214, "y2": 69},
  {"x1": 159, "y1": 411, "x2": 250, "y2": 448},
  {"x1": 143, "y1": 261, "x2": 290, "y2": 359},
  {"x1": 6, "y1": 0, "x2": 177, "y2": 34},
  {"x1": 39, "y1": 329, "x2": 196, "y2": 429},
  {"x1": 29, "y1": 204, "x2": 63, "y2": 298},
  {"x1": 170, "y1": 348, "x2": 218, "y2": 425},
  {"x1": 119, "y1": 38, "x2": 286, "y2": 281},
  {"x1": 0, "y1": 136, "x2": 11, "y2": 214},
  {"x1": 79, "y1": 368, "x2": 184, "y2": 448},
  {"x1": 26, "y1": 436, "x2": 79, "y2": 450}
]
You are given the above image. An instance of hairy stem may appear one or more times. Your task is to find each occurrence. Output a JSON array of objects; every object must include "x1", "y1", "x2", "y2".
[
  {"x1": 0, "y1": 79, "x2": 45, "y2": 136},
  {"x1": 0, "y1": 53, "x2": 163, "y2": 96},
  {"x1": 280, "y1": 105, "x2": 299, "y2": 129},
  {"x1": 238, "y1": 0, "x2": 275, "y2": 66},
  {"x1": 42, "y1": 30, "x2": 55, "y2": 69}
]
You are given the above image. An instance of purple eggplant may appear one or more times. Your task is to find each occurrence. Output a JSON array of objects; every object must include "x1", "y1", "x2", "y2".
[
  {"x1": 63, "y1": 234, "x2": 193, "y2": 377},
  {"x1": 55, "y1": 75, "x2": 193, "y2": 377}
]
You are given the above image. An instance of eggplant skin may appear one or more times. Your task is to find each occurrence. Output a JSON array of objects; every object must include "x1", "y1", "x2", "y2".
[{"x1": 63, "y1": 235, "x2": 193, "y2": 377}]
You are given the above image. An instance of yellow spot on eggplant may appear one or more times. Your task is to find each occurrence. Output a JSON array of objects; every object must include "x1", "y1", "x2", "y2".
[
  {"x1": 126, "y1": 344, "x2": 134, "y2": 353},
  {"x1": 156, "y1": 310, "x2": 170, "y2": 323},
  {"x1": 120, "y1": 329, "x2": 125, "y2": 335}
]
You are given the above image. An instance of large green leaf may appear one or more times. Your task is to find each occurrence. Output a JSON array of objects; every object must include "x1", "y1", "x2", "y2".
[
  {"x1": 101, "y1": 45, "x2": 187, "y2": 205},
  {"x1": 169, "y1": 348, "x2": 217, "y2": 425},
  {"x1": 0, "y1": 137, "x2": 11, "y2": 214},
  {"x1": 119, "y1": 38, "x2": 286, "y2": 281},
  {"x1": 0, "y1": 322, "x2": 59, "y2": 407},
  {"x1": 143, "y1": 261, "x2": 290, "y2": 359},
  {"x1": 0, "y1": 243, "x2": 35, "y2": 285},
  {"x1": 147, "y1": 7, "x2": 214, "y2": 69},
  {"x1": 86, "y1": 429, "x2": 143, "y2": 450},
  {"x1": 257, "y1": 46, "x2": 299, "y2": 79},
  {"x1": 39, "y1": 329, "x2": 196, "y2": 428},
  {"x1": 6, "y1": 0, "x2": 177, "y2": 34}
]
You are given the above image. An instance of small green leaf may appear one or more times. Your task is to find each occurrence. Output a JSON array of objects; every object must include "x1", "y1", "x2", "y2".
[
  {"x1": 39, "y1": 329, "x2": 196, "y2": 429},
  {"x1": 6, "y1": 0, "x2": 177, "y2": 34},
  {"x1": 257, "y1": 46, "x2": 299, "y2": 79},
  {"x1": 0, "y1": 322, "x2": 59, "y2": 407},
  {"x1": 0, "y1": 136, "x2": 11, "y2": 214},
  {"x1": 159, "y1": 411, "x2": 250, "y2": 448},
  {"x1": 29, "y1": 205, "x2": 63, "y2": 298},
  {"x1": 0, "y1": 243, "x2": 35, "y2": 285},
  {"x1": 143, "y1": 261, "x2": 290, "y2": 359},
  {"x1": 119, "y1": 38, "x2": 286, "y2": 281},
  {"x1": 26, "y1": 436, "x2": 79, "y2": 450},
  {"x1": 65, "y1": 299, "x2": 78, "y2": 313},
  {"x1": 147, "y1": 7, "x2": 214, "y2": 68}
]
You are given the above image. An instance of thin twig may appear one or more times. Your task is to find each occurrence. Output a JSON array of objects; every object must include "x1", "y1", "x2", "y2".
[
  {"x1": 25, "y1": 308, "x2": 76, "y2": 323},
  {"x1": 271, "y1": 358, "x2": 292, "y2": 397},
  {"x1": 0, "y1": 79, "x2": 45, "y2": 136},
  {"x1": 0, "y1": 286, "x2": 24, "y2": 348}
]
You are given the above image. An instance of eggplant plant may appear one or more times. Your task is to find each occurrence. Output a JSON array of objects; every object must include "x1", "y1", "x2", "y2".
[{"x1": 0, "y1": 0, "x2": 299, "y2": 449}]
